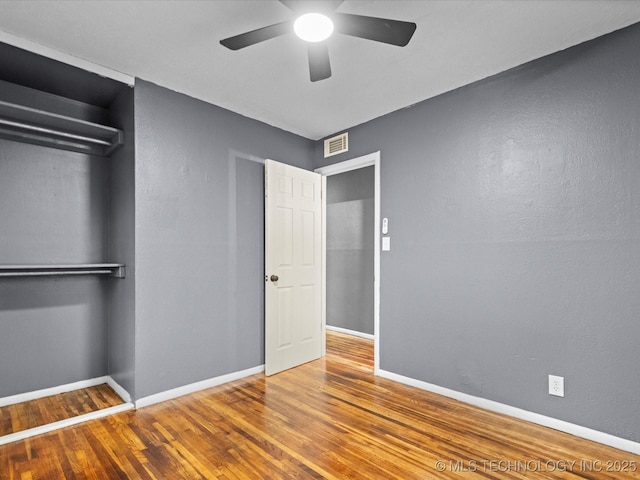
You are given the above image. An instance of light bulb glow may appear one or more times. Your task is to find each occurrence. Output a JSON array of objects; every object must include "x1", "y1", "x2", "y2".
[{"x1": 294, "y1": 13, "x2": 334, "y2": 42}]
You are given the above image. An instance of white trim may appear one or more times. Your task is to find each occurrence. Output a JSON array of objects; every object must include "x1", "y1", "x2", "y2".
[
  {"x1": 106, "y1": 377, "x2": 132, "y2": 403},
  {"x1": 0, "y1": 30, "x2": 135, "y2": 85},
  {"x1": 0, "y1": 403, "x2": 134, "y2": 447},
  {"x1": 0, "y1": 376, "x2": 111, "y2": 408},
  {"x1": 315, "y1": 151, "x2": 381, "y2": 374},
  {"x1": 135, "y1": 365, "x2": 265, "y2": 409},
  {"x1": 315, "y1": 154, "x2": 377, "y2": 177},
  {"x1": 378, "y1": 369, "x2": 640, "y2": 456},
  {"x1": 373, "y1": 156, "x2": 381, "y2": 375},
  {"x1": 326, "y1": 325, "x2": 375, "y2": 340},
  {"x1": 0, "y1": 376, "x2": 133, "y2": 444},
  {"x1": 321, "y1": 175, "x2": 328, "y2": 357}
]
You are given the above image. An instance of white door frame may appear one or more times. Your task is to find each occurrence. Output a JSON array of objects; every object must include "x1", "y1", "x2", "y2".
[{"x1": 315, "y1": 151, "x2": 381, "y2": 374}]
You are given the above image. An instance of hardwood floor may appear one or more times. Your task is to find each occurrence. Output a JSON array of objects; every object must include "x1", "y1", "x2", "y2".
[
  {"x1": 0, "y1": 384, "x2": 124, "y2": 437},
  {"x1": 1, "y1": 331, "x2": 638, "y2": 479},
  {"x1": 325, "y1": 330, "x2": 374, "y2": 369}
]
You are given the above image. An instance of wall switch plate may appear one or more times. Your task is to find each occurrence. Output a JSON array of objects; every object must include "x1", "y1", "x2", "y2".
[
  {"x1": 549, "y1": 375, "x2": 564, "y2": 397},
  {"x1": 382, "y1": 218, "x2": 389, "y2": 234},
  {"x1": 382, "y1": 236, "x2": 391, "y2": 251}
]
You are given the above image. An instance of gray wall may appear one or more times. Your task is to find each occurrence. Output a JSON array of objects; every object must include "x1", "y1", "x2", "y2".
[
  {"x1": 133, "y1": 80, "x2": 314, "y2": 399},
  {"x1": 326, "y1": 167, "x2": 374, "y2": 335},
  {"x1": 315, "y1": 24, "x2": 640, "y2": 442},
  {"x1": 107, "y1": 86, "x2": 136, "y2": 398},
  {"x1": 0, "y1": 89, "x2": 110, "y2": 396}
]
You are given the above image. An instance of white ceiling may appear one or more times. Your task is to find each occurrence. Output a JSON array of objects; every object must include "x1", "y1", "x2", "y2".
[{"x1": 1, "y1": 0, "x2": 640, "y2": 140}]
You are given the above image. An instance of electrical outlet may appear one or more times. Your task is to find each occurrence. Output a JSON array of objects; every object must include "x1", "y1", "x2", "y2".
[{"x1": 549, "y1": 375, "x2": 564, "y2": 397}]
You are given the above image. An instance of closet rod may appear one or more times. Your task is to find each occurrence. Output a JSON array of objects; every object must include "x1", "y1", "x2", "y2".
[
  {"x1": 0, "y1": 269, "x2": 112, "y2": 277},
  {"x1": 0, "y1": 264, "x2": 126, "y2": 278},
  {"x1": 0, "y1": 118, "x2": 111, "y2": 146}
]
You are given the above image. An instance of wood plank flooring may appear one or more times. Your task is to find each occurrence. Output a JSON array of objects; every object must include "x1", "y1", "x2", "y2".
[
  {"x1": 325, "y1": 330, "x2": 373, "y2": 369},
  {"x1": 0, "y1": 384, "x2": 124, "y2": 437},
  {"x1": 1, "y1": 331, "x2": 639, "y2": 479}
]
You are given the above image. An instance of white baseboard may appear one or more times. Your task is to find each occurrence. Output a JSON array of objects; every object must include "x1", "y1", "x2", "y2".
[
  {"x1": 0, "y1": 376, "x2": 135, "y2": 446},
  {"x1": 0, "y1": 375, "x2": 132, "y2": 408},
  {"x1": 106, "y1": 376, "x2": 132, "y2": 403},
  {"x1": 0, "y1": 402, "x2": 134, "y2": 447},
  {"x1": 135, "y1": 365, "x2": 265, "y2": 409},
  {"x1": 0, "y1": 376, "x2": 111, "y2": 408},
  {"x1": 378, "y1": 369, "x2": 640, "y2": 456},
  {"x1": 326, "y1": 325, "x2": 375, "y2": 340}
]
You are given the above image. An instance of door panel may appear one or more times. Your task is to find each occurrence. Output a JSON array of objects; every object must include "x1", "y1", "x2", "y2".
[
  {"x1": 265, "y1": 159, "x2": 322, "y2": 375},
  {"x1": 277, "y1": 287, "x2": 293, "y2": 348}
]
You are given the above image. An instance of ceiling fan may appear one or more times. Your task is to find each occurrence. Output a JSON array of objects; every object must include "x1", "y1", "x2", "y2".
[{"x1": 220, "y1": 0, "x2": 417, "y2": 82}]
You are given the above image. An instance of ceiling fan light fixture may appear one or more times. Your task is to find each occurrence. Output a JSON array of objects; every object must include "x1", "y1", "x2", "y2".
[
  {"x1": 220, "y1": 2, "x2": 417, "y2": 82},
  {"x1": 294, "y1": 13, "x2": 334, "y2": 42}
]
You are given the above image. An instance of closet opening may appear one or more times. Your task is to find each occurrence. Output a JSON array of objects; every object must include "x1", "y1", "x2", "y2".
[{"x1": 0, "y1": 41, "x2": 135, "y2": 444}]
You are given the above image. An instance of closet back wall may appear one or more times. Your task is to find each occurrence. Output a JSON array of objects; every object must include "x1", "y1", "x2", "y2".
[{"x1": 0, "y1": 139, "x2": 109, "y2": 397}]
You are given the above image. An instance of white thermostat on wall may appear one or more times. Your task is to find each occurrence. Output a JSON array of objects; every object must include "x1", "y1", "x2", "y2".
[{"x1": 382, "y1": 217, "x2": 389, "y2": 234}]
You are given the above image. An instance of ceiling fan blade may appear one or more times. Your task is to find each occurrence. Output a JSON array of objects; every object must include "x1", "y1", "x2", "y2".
[
  {"x1": 308, "y1": 43, "x2": 332, "y2": 82},
  {"x1": 220, "y1": 21, "x2": 292, "y2": 50},
  {"x1": 333, "y1": 13, "x2": 416, "y2": 47}
]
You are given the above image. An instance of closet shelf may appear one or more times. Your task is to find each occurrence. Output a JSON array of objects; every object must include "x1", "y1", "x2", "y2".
[
  {"x1": 0, "y1": 101, "x2": 123, "y2": 157},
  {"x1": 0, "y1": 264, "x2": 126, "y2": 279}
]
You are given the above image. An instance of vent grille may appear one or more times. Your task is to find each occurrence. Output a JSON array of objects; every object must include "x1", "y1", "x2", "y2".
[{"x1": 324, "y1": 132, "x2": 348, "y2": 158}]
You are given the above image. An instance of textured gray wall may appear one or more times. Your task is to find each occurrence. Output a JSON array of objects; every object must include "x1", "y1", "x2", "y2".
[
  {"x1": 0, "y1": 123, "x2": 109, "y2": 397},
  {"x1": 315, "y1": 24, "x2": 640, "y2": 442},
  {"x1": 133, "y1": 80, "x2": 314, "y2": 399},
  {"x1": 107, "y1": 87, "x2": 136, "y2": 398},
  {"x1": 326, "y1": 167, "x2": 374, "y2": 335}
]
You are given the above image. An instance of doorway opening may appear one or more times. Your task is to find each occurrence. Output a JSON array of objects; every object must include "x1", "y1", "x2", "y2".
[{"x1": 316, "y1": 152, "x2": 380, "y2": 374}]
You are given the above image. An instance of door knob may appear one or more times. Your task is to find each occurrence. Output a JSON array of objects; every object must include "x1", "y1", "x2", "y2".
[{"x1": 270, "y1": 275, "x2": 279, "y2": 282}]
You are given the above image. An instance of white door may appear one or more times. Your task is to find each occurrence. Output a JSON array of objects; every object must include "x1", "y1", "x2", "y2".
[{"x1": 265, "y1": 159, "x2": 322, "y2": 376}]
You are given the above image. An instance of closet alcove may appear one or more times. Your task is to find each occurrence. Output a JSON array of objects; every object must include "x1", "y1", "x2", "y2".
[{"x1": 0, "y1": 42, "x2": 136, "y2": 443}]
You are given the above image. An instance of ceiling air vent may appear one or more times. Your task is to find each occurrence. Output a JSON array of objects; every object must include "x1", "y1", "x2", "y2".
[{"x1": 324, "y1": 132, "x2": 348, "y2": 158}]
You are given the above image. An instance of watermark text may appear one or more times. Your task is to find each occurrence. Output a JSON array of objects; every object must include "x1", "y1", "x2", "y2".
[{"x1": 434, "y1": 458, "x2": 637, "y2": 474}]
